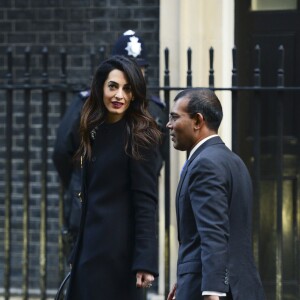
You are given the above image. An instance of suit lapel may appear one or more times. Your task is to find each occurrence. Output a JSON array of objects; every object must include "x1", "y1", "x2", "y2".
[
  {"x1": 175, "y1": 136, "x2": 224, "y2": 241},
  {"x1": 176, "y1": 162, "x2": 188, "y2": 241},
  {"x1": 176, "y1": 161, "x2": 188, "y2": 200},
  {"x1": 176, "y1": 136, "x2": 223, "y2": 199}
]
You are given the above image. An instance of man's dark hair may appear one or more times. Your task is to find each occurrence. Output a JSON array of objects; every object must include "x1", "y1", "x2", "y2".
[{"x1": 174, "y1": 88, "x2": 223, "y2": 131}]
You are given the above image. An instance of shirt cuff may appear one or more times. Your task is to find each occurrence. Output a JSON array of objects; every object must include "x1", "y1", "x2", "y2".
[{"x1": 202, "y1": 291, "x2": 227, "y2": 296}]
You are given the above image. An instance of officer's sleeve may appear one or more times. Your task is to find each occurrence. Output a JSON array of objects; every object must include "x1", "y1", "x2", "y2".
[{"x1": 52, "y1": 94, "x2": 85, "y2": 188}]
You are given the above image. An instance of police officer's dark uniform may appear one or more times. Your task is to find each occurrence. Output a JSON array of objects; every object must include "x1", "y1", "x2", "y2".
[{"x1": 52, "y1": 30, "x2": 168, "y2": 261}]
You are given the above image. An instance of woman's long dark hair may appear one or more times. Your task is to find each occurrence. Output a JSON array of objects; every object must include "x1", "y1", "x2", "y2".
[{"x1": 76, "y1": 55, "x2": 161, "y2": 161}]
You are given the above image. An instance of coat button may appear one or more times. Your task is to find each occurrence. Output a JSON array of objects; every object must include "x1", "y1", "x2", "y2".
[{"x1": 78, "y1": 192, "x2": 82, "y2": 203}]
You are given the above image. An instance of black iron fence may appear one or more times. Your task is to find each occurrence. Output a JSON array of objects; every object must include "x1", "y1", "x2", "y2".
[{"x1": 0, "y1": 45, "x2": 299, "y2": 300}]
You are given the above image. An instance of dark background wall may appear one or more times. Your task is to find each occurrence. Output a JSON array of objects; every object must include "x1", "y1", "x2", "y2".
[{"x1": 0, "y1": 0, "x2": 160, "y2": 295}]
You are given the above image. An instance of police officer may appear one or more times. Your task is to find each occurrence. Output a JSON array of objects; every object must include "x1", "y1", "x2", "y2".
[
  {"x1": 52, "y1": 30, "x2": 168, "y2": 260},
  {"x1": 52, "y1": 89, "x2": 87, "y2": 260}
]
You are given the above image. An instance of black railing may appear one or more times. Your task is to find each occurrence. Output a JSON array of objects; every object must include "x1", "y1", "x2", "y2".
[{"x1": 0, "y1": 45, "x2": 299, "y2": 300}]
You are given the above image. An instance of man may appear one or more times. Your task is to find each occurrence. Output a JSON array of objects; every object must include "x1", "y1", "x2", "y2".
[
  {"x1": 166, "y1": 88, "x2": 265, "y2": 300},
  {"x1": 52, "y1": 29, "x2": 167, "y2": 261}
]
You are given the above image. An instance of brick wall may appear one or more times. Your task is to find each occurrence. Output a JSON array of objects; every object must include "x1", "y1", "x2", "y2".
[
  {"x1": 0, "y1": 0, "x2": 160, "y2": 296},
  {"x1": 0, "y1": 0, "x2": 160, "y2": 86}
]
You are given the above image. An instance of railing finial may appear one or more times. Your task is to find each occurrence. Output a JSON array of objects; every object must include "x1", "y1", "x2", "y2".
[
  {"x1": 209, "y1": 47, "x2": 214, "y2": 87},
  {"x1": 277, "y1": 45, "x2": 285, "y2": 87},
  {"x1": 187, "y1": 48, "x2": 192, "y2": 87},
  {"x1": 253, "y1": 44, "x2": 261, "y2": 87}
]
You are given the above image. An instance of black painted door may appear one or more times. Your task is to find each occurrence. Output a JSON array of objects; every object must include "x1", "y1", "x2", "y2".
[{"x1": 235, "y1": 1, "x2": 300, "y2": 300}]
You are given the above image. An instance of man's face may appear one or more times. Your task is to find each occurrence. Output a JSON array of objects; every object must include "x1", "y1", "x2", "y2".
[{"x1": 166, "y1": 97, "x2": 197, "y2": 152}]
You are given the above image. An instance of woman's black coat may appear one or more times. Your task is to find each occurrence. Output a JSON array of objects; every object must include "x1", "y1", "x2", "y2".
[{"x1": 66, "y1": 119, "x2": 159, "y2": 300}]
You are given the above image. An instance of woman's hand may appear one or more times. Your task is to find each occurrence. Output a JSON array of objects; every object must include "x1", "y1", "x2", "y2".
[
  {"x1": 167, "y1": 283, "x2": 177, "y2": 300},
  {"x1": 136, "y1": 271, "x2": 154, "y2": 288}
]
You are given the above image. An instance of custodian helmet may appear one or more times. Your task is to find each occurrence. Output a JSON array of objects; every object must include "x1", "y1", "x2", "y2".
[{"x1": 111, "y1": 30, "x2": 149, "y2": 67}]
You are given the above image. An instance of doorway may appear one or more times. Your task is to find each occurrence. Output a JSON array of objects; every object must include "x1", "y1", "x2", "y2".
[{"x1": 235, "y1": 1, "x2": 300, "y2": 299}]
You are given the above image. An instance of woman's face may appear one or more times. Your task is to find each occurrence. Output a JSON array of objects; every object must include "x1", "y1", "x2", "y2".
[{"x1": 103, "y1": 69, "x2": 133, "y2": 123}]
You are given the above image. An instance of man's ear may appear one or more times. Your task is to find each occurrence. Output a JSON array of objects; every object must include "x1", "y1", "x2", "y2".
[{"x1": 194, "y1": 113, "x2": 204, "y2": 129}]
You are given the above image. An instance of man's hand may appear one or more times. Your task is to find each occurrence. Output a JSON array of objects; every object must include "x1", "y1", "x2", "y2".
[
  {"x1": 136, "y1": 271, "x2": 154, "y2": 289},
  {"x1": 167, "y1": 283, "x2": 177, "y2": 300}
]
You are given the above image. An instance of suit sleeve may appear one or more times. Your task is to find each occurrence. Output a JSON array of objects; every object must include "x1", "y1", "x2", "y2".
[
  {"x1": 189, "y1": 157, "x2": 230, "y2": 292},
  {"x1": 129, "y1": 145, "x2": 159, "y2": 277},
  {"x1": 52, "y1": 94, "x2": 84, "y2": 188}
]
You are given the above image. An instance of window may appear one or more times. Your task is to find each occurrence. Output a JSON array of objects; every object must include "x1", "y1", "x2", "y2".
[{"x1": 251, "y1": 0, "x2": 297, "y2": 11}]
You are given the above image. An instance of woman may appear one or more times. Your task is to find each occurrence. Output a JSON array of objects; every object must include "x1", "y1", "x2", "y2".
[{"x1": 66, "y1": 55, "x2": 161, "y2": 300}]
